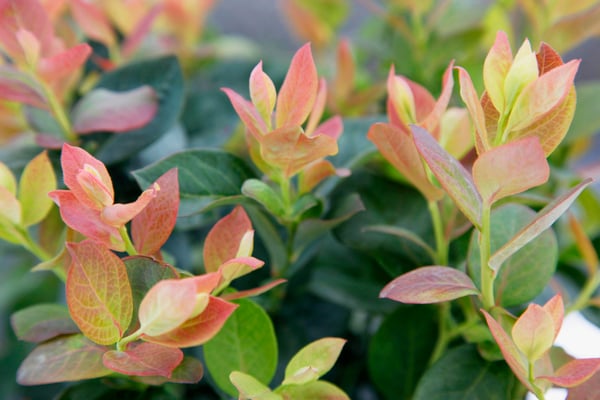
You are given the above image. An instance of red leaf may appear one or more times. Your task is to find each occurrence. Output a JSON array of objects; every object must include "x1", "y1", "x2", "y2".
[
  {"x1": 66, "y1": 240, "x2": 133, "y2": 345},
  {"x1": 275, "y1": 43, "x2": 318, "y2": 128},
  {"x1": 538, "y1": 358, "x2": 600, "y2": 388},
  {"x1": 380, "y1": 266, "x2": 479, "y2": 304},
  {"x1": 37, "y1": 43, "x2": 92, "y2": 82},
  {"x1": 17, "y1": 334, "x2": 110, "y2": 385},
  {"x1": 103, "y1": 342, "x2": 183, "y2": 377},
  {"x1": 142, "y1": 296, "x2": 237, "y2": 348},
  {"x1": 203, "y1": 206, "x2": 252, "y2": 273},
  {"x1": 134, "y1": 356, "x2": 204, "y2": 385},
  {"x1": 132, "y1": 168, "x2": 179, "y2": 256}
]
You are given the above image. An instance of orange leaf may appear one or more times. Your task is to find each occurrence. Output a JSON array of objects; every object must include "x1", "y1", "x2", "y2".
[
  {"x1": 457, "y1": 66, "x2": 490, "y2": 153},
  {"x1": 222, "y1": 87, "x2": 267, "y2": 140},
  {"x1": 275, "y1": 43, "x2": 318, "y2": 128},
  {"x1": 66, "y1": 240, "x2": 133, "y2": 345},
  {"x1": 132, "y1": 168, "x2": 179, "y2": 256},
  {"x1": 203, "y1": 206, "x2": 253, "y2": 273}
]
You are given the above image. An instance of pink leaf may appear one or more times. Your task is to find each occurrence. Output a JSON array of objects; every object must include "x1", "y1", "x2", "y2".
[
  {"x1": 489, "y1": 178, "x2": 592, "y2": 271},
  {"x1": 16, "y1": 334, "x2": 110, "y2": 385},
  {"x1": 511, "y1": 304, "x2": 555, "y2": 361},
  {"x1": 538, "y1": 358, "x2": 600, "y2": 388},
  {"x1": 71, "y1": 86, "x2": 158, "y2": 134},
  {"x1": 142, "y1": 296, "x2": 238, "y2": 348},
  {"x1": 275, "y1": 43, "x2": 318, "y2": 128},
  {"x1": 221, "y1": 279, "x2": 287, "y2": 301},
  {"x1": 367, "y1": 122, "x2": 443, "y2": 202},
  {"x1": 37, "y1": 43, "x2": 92, "y2": 82},
  {"x1": 101, "y1": 183, "x2": 158, "y2": 226},
  {"x1": 412, "y1": 125, "x2": 482, "y2": 227},
  {"x1": 132, "y1": 168, "x2": 179, "y2": 256},
  {"x1": 203, "y1": 205, "x2": 253, "y2": 273},
  {"x1": 473, "y1": 136, "x2": 550, "y2": 205},
  {"x1": 481, "y1": 310, "x2": 533, "y2": 391},
  {"x1": 134, "y1": 356, "x2": 204, "y2": 385},
  {"x1": 66, "y1": 240, "x2": 133, "y2": 345},
  {"x1": 218, "y1": 256, "x2": 264, "y2": 283},
  {"x1": 0, "y1": 66, "x2": 47, "y2": 107},
  {"x1": 380, "y1": 266, "x2": 479, "y2": 304},
  {"x1": 70, "y1": 0, "x2": 115, "y2": 46},
  {"x1": 222, "y1": 87, "x2": 267, "y2": 140},
  {"x1": 313, "y1": 115, "x2": 343, "y2": 140},
  {"x1": 103, "y1": 342, "x2": 183, "y2": 377},
  {"x1": 422, "y1": 60, "x2": 455, "y2": 134},
  {"x1": 542, "y1": 294, "x2": 564, "y2": 341},
  {"x1": 249, "y1": 61, "x2": 276, "y2": 127},
  {"x1": 457, "y1": 66, "x2": 490, "y2": 153},
  {"x1": 305, "y1": 78, "x2": 327, "y2": 136}
]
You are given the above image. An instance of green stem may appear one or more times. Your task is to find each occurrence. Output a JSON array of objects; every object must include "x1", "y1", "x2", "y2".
[
  {"x1": 529, "y1": 361, "x2": 546, "y2": 400},
  {"x1": 117, "y1": 328, "x2": 143, "y2": 352},
  {"x1": 19, "y1": 228, "x2": 52, "y2": 261},
  {"x1": 38, "y1": 78, "x2": 78, "y2": 142},
  {"x1": 427, "y1": 200, "x2": 448, "y2": 266},
  {"x1": 119, "y1": 226, "x2": 138, "y2": 256},
  {"x1": 566, "y1": 273, "x2": 600, "y2": 314},
  {"x1": 479, "y1": 204, "x2": 495, "y2": 309}
]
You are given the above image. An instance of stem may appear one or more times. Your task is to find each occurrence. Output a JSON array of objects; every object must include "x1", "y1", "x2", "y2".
[
  {"x1": 566, "y1": 273, "x2": 600, "y2": 314},
  {"x1": 119, "y1": 226, "x2": 138, "y2": 256},
  {"x1": 37, "y1": 77, "x2": 78, "y2": 142},
  {"x1": 427, "y1": 200, "x2": 448, "y2": 266},
  {"x1": 20, "y1": 228, "x2": 52, "y2": 261},
  {"x1": 117, "y1": 328, "x2": 143, "y2": 352},
  {"x1": 529, "y1": 361, "x2": 546, "y2": 400},
  {"x1": 479, "y1": 204, "x2": 495, "y2": 309}
]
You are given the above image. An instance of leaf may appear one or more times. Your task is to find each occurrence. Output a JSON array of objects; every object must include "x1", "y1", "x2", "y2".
[
  {"x1": 11, "y1": 303, "x2": 79, "y2": 342},
  {"x1": 70, "y1": 0, "x2": 115, "y2": 46},
  {"x1": 242, "y1": 178, "x2": 285, "y2": 217},
  {"x1": 368, "y1": 305, "x2": 437, "y2": 399},
  {"x1": 472, "y1": 137, "x2": 549, "y2": 205},
  {"x1": 380, "y1": 266, "x2": 479, "y2": 304},
  {"x1": 0, "y1": 66, "x2": 46, "y2": 107},
  {"x1": 203, "y1": 205, "x2": 253, "y2": 273},
  {"x1": 276, "y1": 380, "x2": 349, "y2": 399},
  {"x1": 131, "y1": 168, "x2": 179, "y2": 256},
  {"x1": 37, "y1": 43, "x2": 92, "y2": 82},
  {"x1": 18, "y1": 150, "x2": 56, "y2": 226},
  {"x1": 457, "y1": 66, "x2": 490, "y2": 153},
  {"x1": 93, "y1": 56, "x2": 184, "y2": 164},
  {"x1": 220, "y1": 279, "x2": 286, "y2": 301},
  {"x1": 283, "y1": 338, "x2": 346, "y2": 385},
  {"x1": 71, "y1": 86, "x2": 158, "y2": 134},
  {"x1": 537, "y1": 358, "x2": 600, "y2": 388},
  {"x1": 412, "y1": 344, "x2": 520, "y2": 400},
  {"x1": 103, "y1": 342, "x2": 183, "y2": 377},
  {"x1": 222, "y1": 87, "x2": 268, "y2": 140},
  {"x1": 412, "y1": 125, "x2": 482, "y2": 227},
  {"x1": 469, "y1": 204, "x2": 557, "y2": 307},
  {"x1": 143, "y1": 295, "x2": 237, "y2": 348},
  {"x1": 133, "y1": 149, "x2": 256, "y2": 209},
  {"x1": 250, "y1": 61, "x2": 276, "y2": 126},
  {"x1": 489, "y1": 179, "x2": 591, "y2": 271},
  {"x1": 66, "y1": 240, "x2": 133, "y2": 345},
  {"x1": 511, "y1": 304, "x2": 555, "y2": 361},
  {"x1": 483, "y1": 31, "x2": 513, "y2": 115},
  {"x1": 566, "y1": 369, "x2": 600, "y2": 398},
  {"x1": 230, "y1": 371, "x2": 281, "y2": 400},
  {"x1": 204, "y1": 299, "x2": 278, "y2": 397},
  {"x1": 275, "y1": 43, "x2": 318, "y2": 128},
  {"x1": 16, "y1": 334, "x2": 111, "y2": 385}
]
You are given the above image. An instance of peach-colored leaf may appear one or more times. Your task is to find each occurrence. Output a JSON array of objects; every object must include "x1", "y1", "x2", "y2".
[
  {"x1": 191, "y1": 272, "x2": 222, "y2": 294},
  {"x1": 133, "y1": 355, "x2": 204, "y2": 385},
  {"x1": 70, "y1": 0, "x2": 115, "y2": 46},
  {"x1": 473, "y1": 136, "x2": 549, "y2": 205},
  {"x1": 457, "y1": 66, "x2": 490, "y2": 153},
  {"x1": 48, "y1": 190, "x2": 124, "y2": 250},
  {"x1": 218, "y1": 256, "x2": 264, "y2": 284},
  {"x1": 249, "y1": 61, "x2": 276, "y2": 127},
  {"x1": 261, "y1": 125, "x2": 338, "y2": 178},
  {"x1": 222, "y1": 87, "x2": 267, "y2": 140},
  {"x1": 203, "y1": 206, "x2": 252, "y2": 273},
  {"x1": 380, "y1": 266, "x2": 479, "y2": 304},
  {"x1": 481, "y1": 310, "x2": 532, "y2": 391},
  {"x1": 332, "y1": 39, "x2": 355, "y2": 102},
  {"x1": 60, "y1": 143, "x2": 114, "y2": 210},
  {"x1": 66, "y1": 240, "x2": 133, "y2": 345},
  {"x1": 483, "y1": 31, "x2": 513, "y2": 114},
  {"x1": 18, "y1": 151, "x2": 56, "y2": 226},
  {"x1": 142, "y1": 296, "x2": 237, "y2": 348},
  {"x1": 16, "y1": 334, "x2": 111, "y2": 385},
  {"x1": 506, "y1": 59, "x2": 580, "y2": 133},
  {"x1": 565, "y1": 368, "x2": 600, "y2": 398},
  {"x1": 367, "y1": 123, "x2": 443, "y2": 201},
  {"x1": 275, "y1": 43, "x2": 318, "y2": 128},
  {"x1": 37, "y1": 43, "x2": 92, "y2": 82},
  {"x1": 72, "y1": 86, "x2": 158, "y2": 134},
  {"x1": 103, "y1": 342, "x2": 183, "y2": 377},
  {"x1": 412, "y1": 125, "x2": 482, "y2": 227},
  {"x1": 138, "y1": 278, "x2": 198, "y2": 337},
  {"x1": 305, "y1": 78, "x2": 327, "y2": 136},
  {"x1": 537, "y1": 358, "x2": 600, "y2": 388},
  {"x1": 313, "y1": 115, "x2": 343, "y2": 140},
  {"x1": 0, "y1": 0, "x2": 55, "y2": 62},
  {"x1": 542, "y1": 294, "x2": 564, "y2": 341},
  {"x1": 512, "y1": 304, "x2": 555, "y2": 361},
  {"x1": 422, "y1": 60, "x2": 455, "y2": 134},
  {"x1": 132, "y1": 168, "x2": 179, "y2": 256},
  {"x1": 387, "y1": 68, "x2": 417, "y2": 126},
  {"x1": 221, "y1": 279, "x2": 287, "y2": 301},
  {"x1": 101, "y1": 183, "x2": 158, "y2": 227},
  {"x1": 298, "y1": 159, "x2": 337, "y2": 194},
  {"x1": 489, "y1": 178, "x2": 592, "y2": 271}
]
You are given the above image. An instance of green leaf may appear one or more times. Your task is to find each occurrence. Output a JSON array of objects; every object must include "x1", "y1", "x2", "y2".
[
  {"x1": 283, "y1": 337, "x2": 346, "y2": 385},
  {"x1": 17, "y1": 334, "x2": 111, "y2": 385},
  {"x1": 204, "y1": 299, "x2": 278, "y2": 397},
  {"x1": 132, "y1": 149, "x2": 256, "y2": 214},
  {"x1": 18, "y1": 151, "x2": 56, "y2": 227},
  {"x1": 413, "y1": 345, "x2": 520, "y2": 400},
  {"x1": 469, "y1": 204, "x2": 557, "y2": 307},
  {"x1": 11, "y1": 303, "x2": 79, "y2": 343},
  {"x1": 230, "y1": 371, "x2": 281, "y2": 400},
  {"x1": 276, "y1": 380, "x2": 349, "y2": 399},
  {"x1": 242, "y1": 178, "x2": 285, "y2": 217},
  {"x1": 92, "y1": 55, "x2": 184, "y2": 164},
  {"x1": 368, "y1": 305, "x2": 438, "y2": 400}
]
